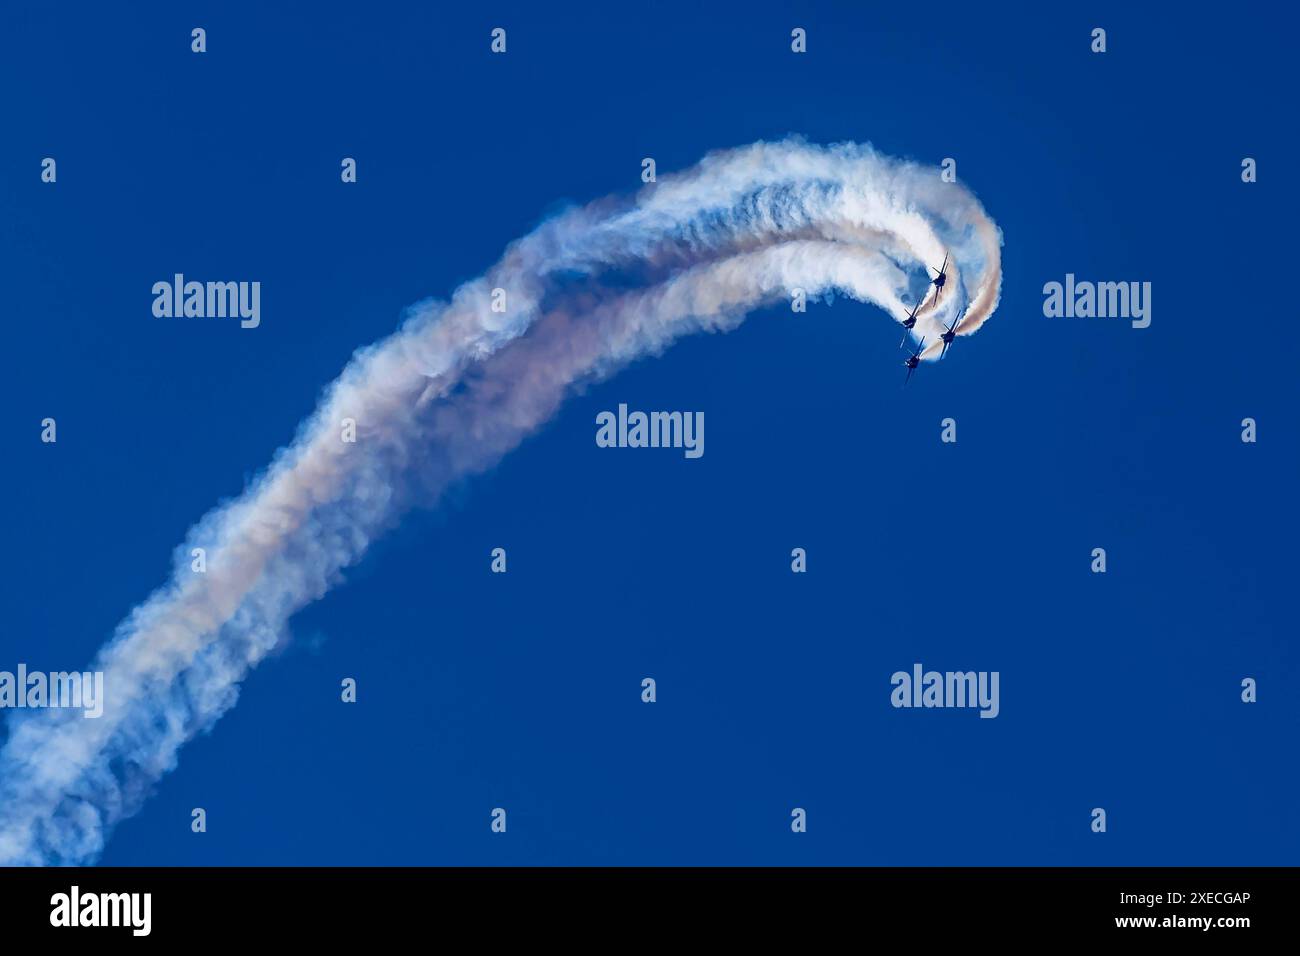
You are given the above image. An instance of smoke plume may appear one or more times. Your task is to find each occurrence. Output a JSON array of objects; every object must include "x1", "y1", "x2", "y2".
[{"x1": 0, "y1": 139, "x2": 1001, "y2": 864}]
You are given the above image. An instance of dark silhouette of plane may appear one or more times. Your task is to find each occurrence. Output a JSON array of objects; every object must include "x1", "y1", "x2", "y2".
[
  {"x1": 939, "y1": 310, "x2": 962, "y2": 359},
  {"x1": 898, "y1": 299, "x2": 923, "y2": 347},
  {"x1": 929, "y1": 253, "x2": 949, "y2": 300},
  {"x1": 903, "y1": 337, "x2": 926, "y2": 385}
]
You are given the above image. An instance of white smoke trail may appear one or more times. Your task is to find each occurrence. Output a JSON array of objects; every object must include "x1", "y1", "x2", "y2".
[{"x1": 0, "y1": 139, "x2": 1001, "y2": 864}]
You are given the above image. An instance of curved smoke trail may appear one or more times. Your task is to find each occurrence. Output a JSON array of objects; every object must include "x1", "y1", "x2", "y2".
[{"x1": 0, "y1": 139, "x2": 1001, "y2": 864}]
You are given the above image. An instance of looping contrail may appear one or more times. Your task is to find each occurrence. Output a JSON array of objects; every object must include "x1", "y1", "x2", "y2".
[{"x1": 0, "y1": 138, "x2": 1001, "y2": 865}]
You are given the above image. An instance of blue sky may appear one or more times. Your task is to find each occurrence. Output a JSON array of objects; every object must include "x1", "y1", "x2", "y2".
[{"x1": 1, "y1": 0, "x2": 1295, "y2": 864}]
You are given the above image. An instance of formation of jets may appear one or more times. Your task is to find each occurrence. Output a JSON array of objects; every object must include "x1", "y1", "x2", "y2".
[{"x1": 899, "y1": 253, "x2": 961, "y2": 385}]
